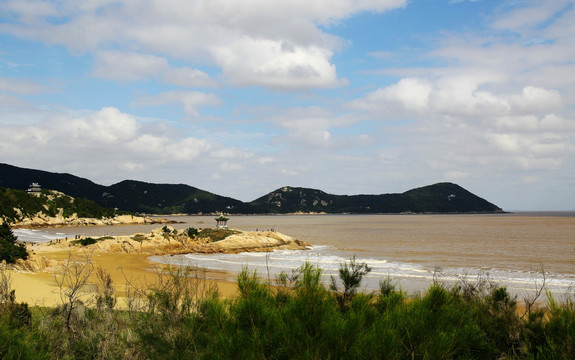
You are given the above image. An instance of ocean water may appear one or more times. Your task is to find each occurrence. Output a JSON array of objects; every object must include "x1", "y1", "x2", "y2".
[
  {"x1": 14, "y1": 228, "x2": 66, "y2": 243},
  {"x1": 15, "y1": 213, "x2": 575, "y2": 297}
]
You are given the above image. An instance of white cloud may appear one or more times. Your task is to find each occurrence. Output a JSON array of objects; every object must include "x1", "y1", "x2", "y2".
[
  {"x1": 132, "y1": 90, "x2": 221, "y2": 117},
  {"x1": 348, "y1": 77, "x2": 432, "y2": 115},
  {"x1": 92, "y1": 51, "x2": 168, "y2": 81},
  {"x1": 212, "y1": 38, "x2": 344, "y2": 89},
  {"x1": 0, "y1": 105, "x2": 274, "y2": 192},
  {"x1": 92, "y1": 51, "x2": 217, "y2": 87},
  {"x1": 509, "y1": 86, "x2": 563, "y2": 114},
  {"x1": 163, "y1": 67, "x2": 216, "y2": 88},
  {"x1": 0, "y1": 0, "x2": 406, "y2": 90},
  {"x1": 65, "y1": 107, "x2": 140, "y2": 143}
]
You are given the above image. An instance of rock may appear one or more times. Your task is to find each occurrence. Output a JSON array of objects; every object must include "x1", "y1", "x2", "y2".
[
  {"x1": 12, "y1": 213, "x2": 176, "y2": 228},
  {"x1": 190, "y1": 231, "x2": 310, "y2": 254},
  {"x1": 43, "y1": 228, "x2": 310, "y2": 256}
]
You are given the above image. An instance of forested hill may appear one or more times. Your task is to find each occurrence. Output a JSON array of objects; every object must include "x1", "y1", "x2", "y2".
[
  {"x1": 0, "y1": 186, "x2": 117, "y2": 224},
  {"x1": 0, "y1": 163, "x2": 249, "y2": 214},
  {"x1": 249, "y1": 183, "x2": 503, "y2": 214},
  {"x1": 0, "y1": 163, "x2": 503, "y2": 214}
]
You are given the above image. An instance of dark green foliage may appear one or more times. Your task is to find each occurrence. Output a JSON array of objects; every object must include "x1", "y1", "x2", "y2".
[
  {"x1": 523, "y1": 293, "x2": 575, "y2": 359},
  {"x1": 0, "y1": 319, "x2": 46, "y2": 360},
  {"x1": 0, "y1": 187, "x2": 46, "y2": 223},
  {"x1": 1, "y1": 259, "x2": 574, "y2": 359},
  {"x1": 71, "y1": 237, "x2": 98, "y2": 246},
  {"x1": 186, "y1": 227, "x2": 199, "y2": 238},
  {"x1": 250, "y1": 182, "x2": 503, "y2": 214},
  {"x1": 0, "y1": 223, "x2": 28, "y2": 263},
  {"x1": 0, "y1": 271, "x2": 41, "y2": 360}
]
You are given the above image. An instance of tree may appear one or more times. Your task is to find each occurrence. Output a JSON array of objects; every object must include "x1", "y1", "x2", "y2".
[{"x1": 0, "y1": 223, "x2": 28, "y2": 264}]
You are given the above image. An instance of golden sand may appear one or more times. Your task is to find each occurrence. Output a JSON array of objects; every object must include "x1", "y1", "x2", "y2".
[{"x1": 7, "y1": 247, "x2": 238, "y2": 308}]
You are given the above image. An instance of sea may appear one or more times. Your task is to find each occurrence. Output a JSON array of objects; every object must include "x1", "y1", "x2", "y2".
[{"x1": 15, "y1": 212, "x2": 575, "y2": 298}]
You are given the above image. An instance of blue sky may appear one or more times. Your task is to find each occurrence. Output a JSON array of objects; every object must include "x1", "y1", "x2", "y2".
[{"x1": 1, "y1": 0, "x2": 574, "y2": 211}]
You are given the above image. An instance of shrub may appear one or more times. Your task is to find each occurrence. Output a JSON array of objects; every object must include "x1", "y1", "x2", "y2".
[
  {"x1": 2, "y1": 255, "x2": 575, "y2": 359},
  {"x1": 186, "y1": 227, "x2": 199, "y2": 238},
  {"x1": 523, "y1": 292, "x2": 575, "y2": 359},
  {"x1": 330, "y1": 256, "x2": 371, "y2": 310},
  {"x1": 198, "y1": 228, "x2": 238, "y2": 242},
  {"x1": 71, "y1": 237, "x2": 98, "y2": 246}
]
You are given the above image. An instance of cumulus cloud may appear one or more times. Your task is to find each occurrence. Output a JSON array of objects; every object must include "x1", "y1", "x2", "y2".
[
  {"x1": 348, "y1": 73, "x2": 574, "y2": 180},
  {"x1": 509, "y1": 86, "x2": 563, "y2": 114},
  {"x1": 0, "y1": 105, "x2": 269, "y2": 191},
  {"x1": 0, "y1": 0, "x2": 406, "y2": 90},
  {"x1": 348, "y1": 78, "x2": 432, "y2": 116}
]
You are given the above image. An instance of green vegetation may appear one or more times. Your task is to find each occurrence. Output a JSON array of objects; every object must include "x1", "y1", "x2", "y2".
[
  {"x1": 0, "y1": 187, "x2": 46, "y2": 223},
  {"x1": 71, "y1": 237, "x2": 98, "y2": 246},
  {"x1": 0, "y1": 223, "x2": 28, "y2": 264},
  {"x1": 197, "y1": 228, "x2": 239, "y2": 242},
  {"x1": 71, "y1": 236, "x2": 114, "y2": 247},
  {"x1": 131, "y1": 234, "x2": 147, "y2": 242},
  {"x1": 0, "y1": 186, "x2": 119, "y2": 224},
  {"x1": 186, "y1": 227, "x2": 199, "y2": 238},
  {"x1": 0, "y1": 257, "x2": 574, "y2": 359},
  {"x1": 250, "y1": 182, "x2": 503, "y2": 214}
]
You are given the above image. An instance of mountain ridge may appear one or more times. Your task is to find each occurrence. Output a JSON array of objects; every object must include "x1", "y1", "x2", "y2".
[{"x1": 0, "y1": 163, "x2": 503, "y2": 214}]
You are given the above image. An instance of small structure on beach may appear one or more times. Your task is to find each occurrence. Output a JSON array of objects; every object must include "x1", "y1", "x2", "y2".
[
  {"x1": 26, "y1": 182, "x2": 42, "y2": 195},
  {"x1": 215, "y1": 214, "x2": 229, "y2": 229}
]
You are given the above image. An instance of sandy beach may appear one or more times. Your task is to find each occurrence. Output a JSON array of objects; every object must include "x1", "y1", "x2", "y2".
[
  {"x1": 7, "y1": 245, "x2": 239, "y2": 309},
  {"x1": 6, "y1": 226, "x2": 310, "y2": 308}
]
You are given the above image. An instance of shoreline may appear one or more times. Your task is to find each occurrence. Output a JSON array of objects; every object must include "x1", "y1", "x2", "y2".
[
  {"x1": 7, "y1": 226, "x2": 309, "y2": 308},
  {"x1": 8, "y1": 213, "x2": 575, "y2": 307},
  {"x1": 6, "y1": 249, "x2": 239, "y2": 308}
]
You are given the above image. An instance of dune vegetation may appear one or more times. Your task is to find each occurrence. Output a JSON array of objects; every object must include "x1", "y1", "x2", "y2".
[{"x1": 1, "y1": 252, "x2": 574, "y2": 360}]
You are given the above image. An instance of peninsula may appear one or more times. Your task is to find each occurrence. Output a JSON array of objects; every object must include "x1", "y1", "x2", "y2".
[{"x1": 6, "y1": 226, "x2": 310, "y2": 307}]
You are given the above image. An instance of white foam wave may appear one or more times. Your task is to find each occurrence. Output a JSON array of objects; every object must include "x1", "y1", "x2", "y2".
[
  {"x1": 13, "y1": 229, "x2": 63, "y2": 243},
  {"x1": 151, "y1": 246, "x2": 575, "y2": 297}
]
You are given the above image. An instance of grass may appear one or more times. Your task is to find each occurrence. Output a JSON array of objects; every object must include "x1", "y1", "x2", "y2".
[
  {"x1": 130, "y1": 234, "x2": 147, "y2": 242},
  {"x1": 197, "y1": 228, "x2": 239, "y2": 242},
  {"x1": 0, "y1": 259, "x2": 574, "y2": 359}
]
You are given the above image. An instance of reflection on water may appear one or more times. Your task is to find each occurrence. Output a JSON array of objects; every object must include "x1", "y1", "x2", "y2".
[{"x1": 16, "y1": 213, "x2": 575, "y2": 297}]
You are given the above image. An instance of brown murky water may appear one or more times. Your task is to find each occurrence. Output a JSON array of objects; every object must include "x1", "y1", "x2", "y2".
[{"x1": 20, "y1": 212, "x2": 575, "y2": 296}]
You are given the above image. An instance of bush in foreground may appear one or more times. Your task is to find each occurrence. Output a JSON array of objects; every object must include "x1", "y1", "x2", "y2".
[{"x1": 0, "y1": 257, "x2": 574, "y2": 359}]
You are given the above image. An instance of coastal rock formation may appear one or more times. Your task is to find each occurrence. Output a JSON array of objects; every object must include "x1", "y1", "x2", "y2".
[
  {"x1": 12, "y1": 210, "x2": 175, "y2": 228},
  {"x1": 32, "y1": 227, "x2": 310, "y2": 256},
  {"x1": 190, "y1": 231, "x2": 310, "y2": 254}
]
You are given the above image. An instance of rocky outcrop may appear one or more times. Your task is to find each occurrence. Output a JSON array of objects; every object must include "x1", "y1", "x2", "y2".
[
  {"x1": 12, "y1": 210, "x2": 176, "y2": 228},
  {"x1": 190, "y1": 231, "x2": 310, "y2": 254},
  {"x1": 37, "y1": 227, "x2": 310, "y2": 255}
]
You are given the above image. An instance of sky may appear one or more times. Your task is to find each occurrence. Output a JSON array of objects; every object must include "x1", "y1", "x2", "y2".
[{"x1": 0, "y1": 0, "x2": 574, "y2": 211}]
